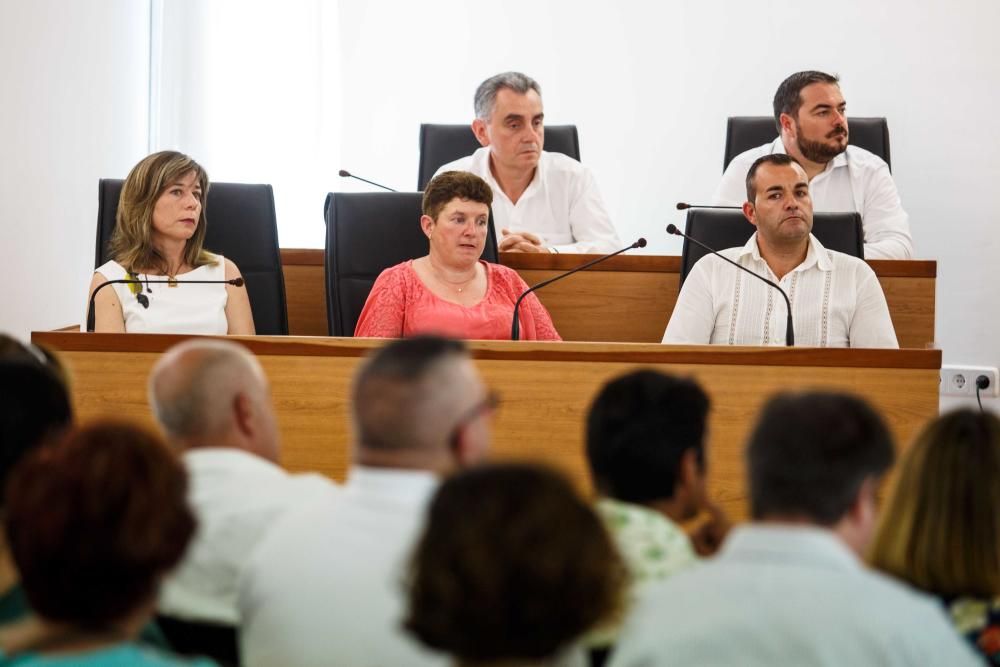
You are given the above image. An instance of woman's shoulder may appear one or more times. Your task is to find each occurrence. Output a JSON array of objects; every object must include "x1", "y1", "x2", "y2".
[
  {"x1": 375, "y1": 259, "x2": 419, "y2": 286},
  {"x1": 485, "y1": 261, "x2": 527, "y2": 293},
  {"x1": 94, "y1": 259, "x2": 127, "y2": 280}
]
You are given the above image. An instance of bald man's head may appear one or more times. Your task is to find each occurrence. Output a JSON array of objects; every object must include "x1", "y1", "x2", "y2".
[
  {"x1": 352, "y1": 337, "x2": 491, "y2": 471},
  {"x1": 149, "y1": 340, "x2": 280, "y2": 460}
]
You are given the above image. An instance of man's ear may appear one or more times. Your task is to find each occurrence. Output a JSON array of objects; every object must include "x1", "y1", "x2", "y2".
[
  {"x1": 778, "y1": 112, "x2": 796, "y2": 136},
  {"x1": 233, "y1": 393, "x2": 256, "y2": 439},
  {"x1": 471, "y1": 118, "x2": 490, "y2": 147},
  {"x1": 742, "y1": 201, "x2": 757, "y2": 227}
]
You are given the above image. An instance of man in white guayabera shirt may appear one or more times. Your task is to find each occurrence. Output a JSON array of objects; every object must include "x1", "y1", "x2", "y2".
[
  {"x1": 435, "y1": 71, "x2": 621, "y2": 254},
  {"x1": 663, "y1": 153, "x2": 898, "y2": 348},
  {"x1": 713, "y1": 70, "x2": 912, "y2": 259}
]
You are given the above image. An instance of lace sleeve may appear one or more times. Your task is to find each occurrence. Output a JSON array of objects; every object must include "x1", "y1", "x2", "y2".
[
  {"x1": 521, "y1": 291, "x2": 562, "y2": 341},
  {"x1": 354, "y1": 265, "x2": 408, "y2": 338}
]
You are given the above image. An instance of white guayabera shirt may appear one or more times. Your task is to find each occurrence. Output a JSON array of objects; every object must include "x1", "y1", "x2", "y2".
[{"x1": 663, "y1": 233, "x2": 898, "y2": 348}]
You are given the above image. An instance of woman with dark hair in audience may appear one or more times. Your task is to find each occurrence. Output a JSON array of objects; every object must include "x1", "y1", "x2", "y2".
[
  {"x1": 0, "y1": 421, "x2": 214, "y2": 665},
  {"x1": 87, "y1": 151, "x2": 254, "y2": 334},
  {"x1": 870, "y1": 409, "x2": 1000, "y2": 664},
  {"x1": 404, "y1": 463, "x2": 626, "y2": 666},
  {"x1": 354, "y1": 171, "x2": 560, "y2": 340}
]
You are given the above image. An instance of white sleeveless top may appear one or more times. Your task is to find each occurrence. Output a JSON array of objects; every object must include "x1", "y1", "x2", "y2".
[{"x1": 94, "y1": 255, "x2": 229, "y2": 334}]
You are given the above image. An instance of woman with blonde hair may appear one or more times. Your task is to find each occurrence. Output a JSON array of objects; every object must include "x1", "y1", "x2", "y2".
[
  {"x1": 870, "y1": 408, "x2": 1000, "y2": 664},
  {"x1": 87, "y1": 151, "x2": 254, "y2": 334}
]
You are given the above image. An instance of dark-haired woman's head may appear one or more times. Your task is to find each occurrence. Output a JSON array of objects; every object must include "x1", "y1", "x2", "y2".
[{"x1": 405, "y1": 463, "x2": 626, "y2": 663}]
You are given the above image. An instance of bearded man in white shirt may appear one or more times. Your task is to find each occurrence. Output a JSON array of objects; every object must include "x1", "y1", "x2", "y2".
[
  {"x1": 714, "y1": 70, "x2": 913, "y2": 259},
  {"x1": 149, "y1": 340, "x2": 337, "y2": 645},
  {"x1": 664, "y1": 153, "x2": 898, "y2": 348},
  {"x1": 435, "y1": 71, "x2": 621, "y2": 254}
]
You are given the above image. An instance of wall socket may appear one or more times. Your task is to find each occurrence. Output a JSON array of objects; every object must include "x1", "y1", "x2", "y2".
[{"x1": 941, "y1": 365, "x2": 999, "y2": 398}]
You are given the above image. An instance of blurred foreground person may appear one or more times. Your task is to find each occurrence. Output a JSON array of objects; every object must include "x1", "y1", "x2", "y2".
[
  {"x1": 871, "y1": 409, "x2": 1000, "y2": 664},
  {"x1": 0, "y1": 422, "x2": 214, "y2": 666},
  {"x1": 610, "y1": 391, "x2": 979, "y2": 666},
  {"x1": 405, "y1": 463, "x2": 626, "y2": 667}
]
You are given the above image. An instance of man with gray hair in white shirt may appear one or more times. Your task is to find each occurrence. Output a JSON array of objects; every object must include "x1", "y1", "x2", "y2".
[
  {"x1": 664, "y1": 153, "x2": 898, "y2": 348},
  {"x1": 714, "y1": 70, "x2": 913, "y2": 259},
  {"x1": 435, "y1": 71, "x2": 621, "y2": 254}
]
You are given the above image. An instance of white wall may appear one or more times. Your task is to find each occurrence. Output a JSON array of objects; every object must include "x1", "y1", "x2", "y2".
[
  {"x1": 3, "y1": 0, "x2": 997, "y2": 411},
  {"x1": 0, "y1": 0, "x2": 151, "y2": 340}
]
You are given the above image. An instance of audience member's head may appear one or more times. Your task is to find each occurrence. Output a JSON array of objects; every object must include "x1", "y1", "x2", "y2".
[
  {"x1": 586, "y1": 370, "x2": 710, "y2": 520},
  {"x1": 870, "y1": 409, "x2": 1000, "y2": 599},
  {"x1": 351, "y1": 336, "x2": 492, "y2": 472},
  {"x1": 747, "y1": 391, "x2": 894, "y2": 554},
  {"x1": 149, "y1": 339, "x2": 280, "y2": 461},
  {"x1": 4, "y1": 421, "x2": 195, "y2": 634},
  {"x1": 0, "y1": 334, "x2": 70, "y2": 387},
  {"x1": 0, "y1": 360, "x2": 72, "y2": 503},
  {"x1": 405, "y1": 463, "x2": 626, "y2": 664}
]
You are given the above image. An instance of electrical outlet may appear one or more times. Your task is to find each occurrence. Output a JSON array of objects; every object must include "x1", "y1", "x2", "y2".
[{"x1": 941, "y1": 365, "x2": 999, "y2": 397}]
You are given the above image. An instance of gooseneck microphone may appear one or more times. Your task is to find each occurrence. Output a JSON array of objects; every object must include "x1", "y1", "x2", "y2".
[
  {"x1": 676, "y1": 202, "x2": 742, "y2": 211},
  {"x1": 510, "y1": 238, "x2": 647, "y2": 341},
  {"x1": 666, "y1": 224, "x2": 794, "y2": 346},
  {"x1": 338, "y1": 169, "x2": 397, "y2": 192},
  {"x1": 86, "y1": 277, "x2": 245, "y2": 333}
]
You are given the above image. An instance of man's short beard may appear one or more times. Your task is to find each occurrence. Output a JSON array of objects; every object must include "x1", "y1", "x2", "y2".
[{"x1": 795, "y1": 123, "x2": 848, "y2": 163}]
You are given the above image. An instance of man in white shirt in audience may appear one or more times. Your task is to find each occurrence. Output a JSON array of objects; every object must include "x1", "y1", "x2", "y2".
[
  {"x1": 149, "y1": 340, "x2": 337, "y2": 628},
  {"x1": 610, "y1": 391, "x2": 982, "y2": 667},
  {"x1": 238, "y1": 336, "x2": 493, "y2": 667},
  {"x1": 435, "y1": 71, "x2": 621, "y2": 254},
  {"x1": 664, "y1": 153, "x2": 898, "y2": 347},
  {"x1": 714, "y1": 70, "x2": 913, "y2": 259}
]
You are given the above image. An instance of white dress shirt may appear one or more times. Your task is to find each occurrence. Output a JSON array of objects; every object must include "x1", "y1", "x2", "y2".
[
  {"x1": 663, "y1": 233, "x2": 898, "y2": 348},
  {"x1": 436, "y1": 146, "x2": 622, "y2": 254},
  {"x1": 713, "y1": 138, "x2": 914, "y2": 259},
  {"x1": 238, "y1": 466, "x2": 446, "y2": 667},
  {"x1": 93, "y1": 255, "x2": 229, "y2": 334},
  {"x1": 609, "y1": 525, "x2": 982, "y2": 667},
  {"x1": 158, "y1": 448, "x2": 337, "y2": 625}
]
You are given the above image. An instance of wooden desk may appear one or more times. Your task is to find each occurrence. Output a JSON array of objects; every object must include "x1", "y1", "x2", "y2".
[
  {"x1": 280, "y1": 250, "x2": 937, "y2": 348},
  {"x1": 34, "y1": 332, "x2": 940, "y2": 521}
]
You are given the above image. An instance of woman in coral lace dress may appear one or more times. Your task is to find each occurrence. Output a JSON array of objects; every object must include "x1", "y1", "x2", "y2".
[{"x1": 355, "y1": 171, "x2": 560, "y2": 341}]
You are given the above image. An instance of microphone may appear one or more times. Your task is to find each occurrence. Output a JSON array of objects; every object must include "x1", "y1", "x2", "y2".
[
  {"x1": 676, "y1": 202, "x2": 742, "y2": 210},
  {"x1": 338, "y1": 169, "x2": 397, "y2": 192},
  {"x1": 510, "y1": 238, "x2": 647, "y2": 341},
  {"x1": 666, "y1": 224, "x2": 794, "y2": 346},
  {"x1": 86, "y1": 277, "x2": 245, "y2": 333}
]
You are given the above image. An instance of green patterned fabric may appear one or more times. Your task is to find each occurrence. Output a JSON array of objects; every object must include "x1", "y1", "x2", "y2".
[{"x1": 588, "y1": 498, "x2": 698, "y2": 646}]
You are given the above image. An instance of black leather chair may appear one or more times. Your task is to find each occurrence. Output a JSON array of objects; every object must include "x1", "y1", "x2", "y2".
[
  {"x1": 722, "y1": 117, "x2": 891, "y2": 172},
  {"x1": 678, "y1": 209, "x2": 864, "y2": 285},
  {"x1": 417, "y1": 123, "x2": 581, "y2": 190},
  {"x1": 95, "y1": 179, "x2": 289, "y2": 335},
  {"x1": 324, "y1": 191, "x2": 500, "y2": 336}
]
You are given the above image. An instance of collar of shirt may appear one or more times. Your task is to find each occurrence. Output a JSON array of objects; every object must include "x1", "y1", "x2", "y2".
[
  {"x1": 718, "y1": 523, "x2": 861, "y2": 573},
  {"x1": 771, "y1": 136, "x2": 849, "y2": 181},
  {"x1": 738, "y1": 231, "x2": 833, "y2": 277},
  {"x1": 184, "y1": 447, "x2": 286, "y2": 477},
  {"x1": 470, "y1": 146, "x2": 545, "y2": 207},
  {"x1": 345, "y1": 465, "x2": 439, "y2": 504}
]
